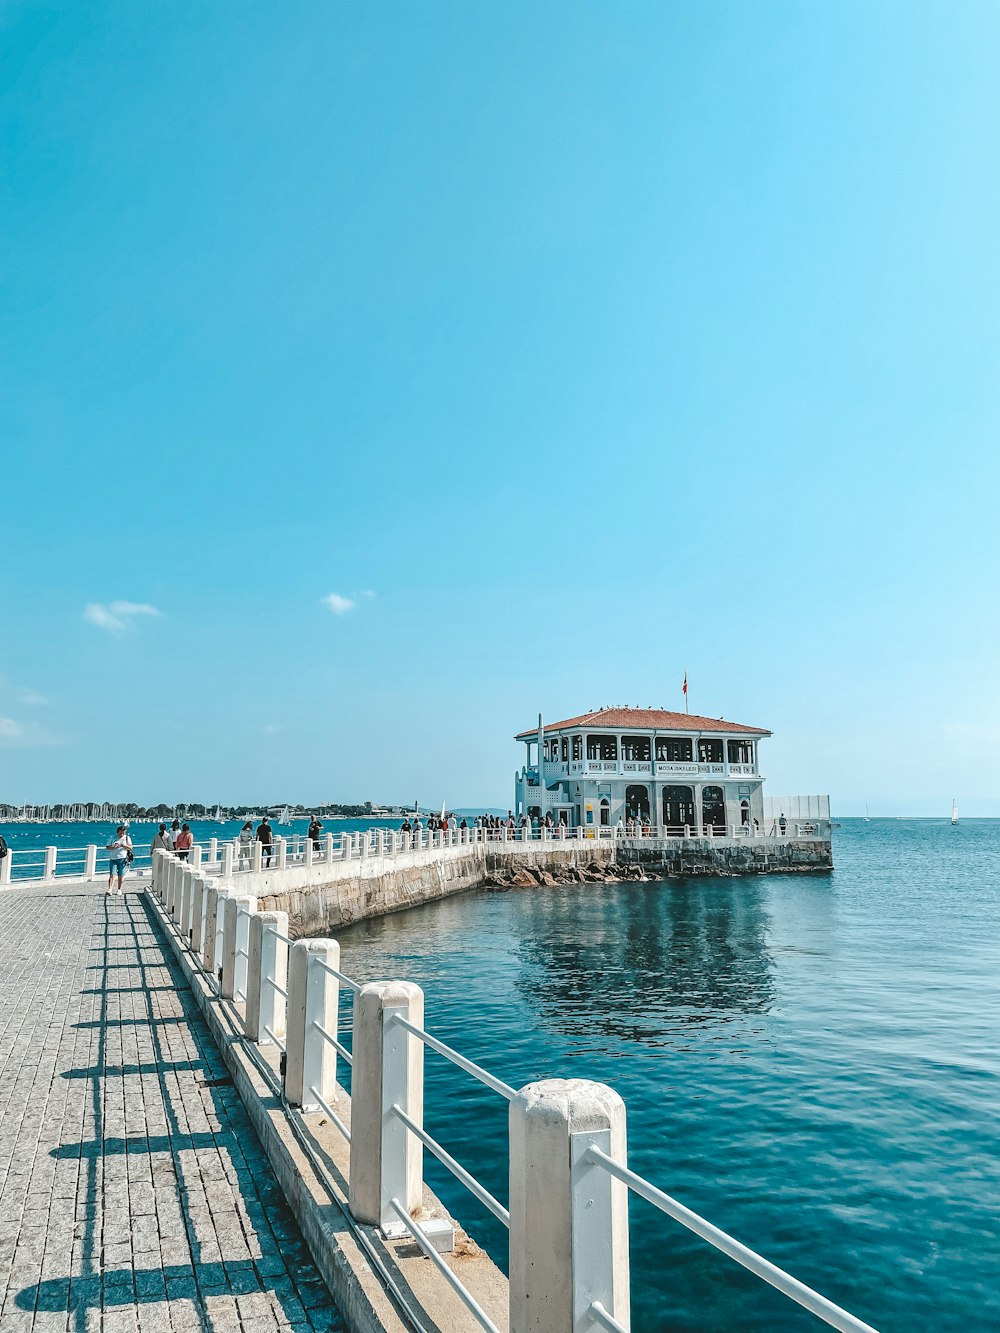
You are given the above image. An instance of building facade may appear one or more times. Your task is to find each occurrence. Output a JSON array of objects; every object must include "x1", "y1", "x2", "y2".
[{"x1": 514, "y1": 706, "x2": 772, "y2": 834}]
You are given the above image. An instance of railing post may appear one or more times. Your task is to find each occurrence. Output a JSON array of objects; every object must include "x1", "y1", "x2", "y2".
[
  {"x1": 246, "y1": 911, "x2": 289, "y2": 1044},
  {"x1": 285, "y1": 939, "x2": 340, "y2": 1108},
  {"x1": 209, "y1": 836, "x2": 218, "y2": 864},
  {"x1": 191, "y1": 876, "x2": 208, "y2": 953},
  {"x1": 203, "y1": 884, "x2": 231, "y2": 974},
  {"x1": 44, "y1": 846, "x2": 57, "y2": 880},
  {"x1": 179, "y1": 869, "x2": 194, "y2": 938},
  {"x1": 509, "y1": 1079, "x2": 630, "y2": 1333},
  {"x1": 0, "y1": 851, "x2": 11, "y2": 885},
  {"x1": 304, "y1": 837, "x2": 314, "y2": 868},
  {"x1": 166, "y1": 857, "x2": 180, "y2": 918},
  {"x1": 84, "y1": 845, "x2": 98, "y2": 879},
  {"x1": 221, "y1": 843, "x2": 234, "y2": 876},
  {"x1": 324, "y1": 832, "x2": 335, "y2": 863},
  {"x1": 191, "y1": 844, "x2": 203, "y2": 870},
  {"x1": 252, "y1": 840, "x2": 262, "y2": 873},
  {"x1": 221, "y1": 895, "x2": 257, "y2": 1001},
  {"x1": 359, "y1": 832, "x2": 368, "y2": 860},
  {"x1": 349, "y1": 981, "x2": 424, "y2": 1235}
]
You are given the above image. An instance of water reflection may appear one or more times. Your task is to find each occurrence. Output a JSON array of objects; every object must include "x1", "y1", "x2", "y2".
[{"x1": 514, "y1": 880, "x2": 777, "y2": 1048}]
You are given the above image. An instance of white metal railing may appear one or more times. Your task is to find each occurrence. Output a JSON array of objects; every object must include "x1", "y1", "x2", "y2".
[
  {"x1": 585, "y1": 1145, "x2": 877, "y2": 1333},
  {"x1": 2, "y1": 815, "x2": 833, "y2": 887},
  {"x1": 147, "y1": 847, "x2": 879, "y2": 1333}
]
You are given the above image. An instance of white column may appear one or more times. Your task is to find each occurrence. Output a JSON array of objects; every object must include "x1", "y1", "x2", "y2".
[
  {"x1": 509, "y1": 1079, "x2": 630, "y2": 1333},
  {"x1": 191, "y1": 877, "x2": 208, "y2": 955},
  {"x1": 203, "y1": 884, "x2": 230, "y2": 974},
  {"x1": 221, "y1": 894, "x2": 256, "y2": 1000},
  {"x1": 285, "y1": 939, "x2": 340, "y2": 1108},
  {"x1": 209, "y1": 836, "x2": 218, "y2": 864},
  {"x1": 252, "y1": 840, "x2": 262, "y2": 872},
  {"x1": 179, "y1": 870, "x2": 194, "y2": 938},
  {"x1": 44, "y1": 846, "x2": 57, "y2": 880},
  {"x1": 221, "y1": 843, "x2": 234, "y2": 876},
  {"x1": 246, "y1": 911, "x2": 289, "y2": 1044},
  {"x1": 85, "y1": 846, "x2": 98, "y2": 879},
  {"x1": 348, "y1": 981, "x2": 424, "y2": 1234},
  {"x1": 0, "y1": 852, "x2": 10, "y2": 886},
  {"x1": 324, "y1": 832, "x2": 335, "y2": 863},
  {"x1": 191, "y1": 844, "x2": 203, "y2": 871},
  {"x1": 304, "y1": 837, "x2": 314, "y2": 868},
  {"x1": 277, "y1": 836, "x2": 287, "y2": 870}
]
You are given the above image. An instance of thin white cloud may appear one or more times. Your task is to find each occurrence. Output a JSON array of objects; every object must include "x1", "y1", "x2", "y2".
[
  {"x1": 18, "y1": 689, "x2": 49, "y2": 706},
  {"x1": 84, "y1": 601, "x2": 163, "y2": 632},
  {"x1": 322, "y1": 593, "x2": 356, "y2": 615},
  {"x1": 361, "y1": 589, "x2": 376, "y2": 599},
  {"x1": 0, "y1": 717, "x2": 22, "y2": 738}
]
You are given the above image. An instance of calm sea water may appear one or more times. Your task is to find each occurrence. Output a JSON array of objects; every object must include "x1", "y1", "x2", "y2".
[{"x1": 328, "y1": 819, "x2": 1000, "y2": 1332}]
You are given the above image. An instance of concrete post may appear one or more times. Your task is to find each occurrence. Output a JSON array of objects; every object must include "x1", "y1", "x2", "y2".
[
  {"x1": 509, "y1": 1079, "x2": 630, "y2": 1333},
  {"x1": 191, "y1": 844, "x2": 203, "y2": 871},
  {"x1": 359, "y1": 832, "x2": 368, "y2": 859},
  {"x1": 285, "y1": 939, "x2": 341, "y2": 1109},
  {"x1": 252, "y1": 840, "x2": 262, "y2": 873},
  {"x1": 85, "y1": 845, "x2": 98, "y2": 879},
  {"x1": 0, "y1": 852, "x2": 10, "y2": 885},
  {"x1": 209, "y1": 836, "x2": 218, "y2": 864},
  {"x1": 349, "y1": 981, "x2": 424, "y2": 1234},
  {"x1": 222, "y1": 895, "x2": 257, "y2": 1001},
  {"x1": 44, "y1": 846, "x2": 57, "y2": 880},
  {"x1": 191, "y1": 877, "x2": 208, "y2": 954},
  {"x1": 277, "y1": 837, "x2": 287, "y2": 870},
  {"x1": 246, "y1": 911, "x2": 289, "y2": 1044},
  {"x1": 304, "y1": 838, "x2": 314, "y2": 868},
  {"x1": 325, "y1": 832, "x2": 335, "y2": 863},
  {"x1": 221, "y1": 843, "x2": 234, "y2": 876},
  {"x1": 166, "y1": 859, "x2": 179, "y2": 918},
  {"x1": 203, "y1": 884, "x2": 231, "y2": 974},
  {"x1": 179, "y1": 870, "x2": 194, "y2": 939}
]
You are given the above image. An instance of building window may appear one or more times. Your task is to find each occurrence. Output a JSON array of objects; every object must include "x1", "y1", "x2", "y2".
[
  {"x1": 663, "y1": 785, "x2": 695, "y2": 828},
  {"x1": 728, "y1": 739, "x2": 754, "y2": 764},
  {"x1": 561, "y1": 737, "x2": 568, "y2": 761},
  {"x1": 702, "y1": 785, "x2": 725, "y2": 827},
  {"x1": 740, "y1": 799, "x2": 751, "y2": 825},
  {"x1": 600, "y1": 798, "x2": 611, "y2": 826},
  {"x1": 621, "y1": 736, "x2": 651, "y2": 762},
  {"x1": 656, "y1": 737, "x2": 693, "y2": 763},
  {"x1": 625, "y1": 784, "x2": 650, "y2": 820},
  {"x1": 587, "y1": 735, "x2": 617, "y2": 761},
  {"x1": 572, "y1": 735, "x2": 583, "y2": 762},
  {"x1": 698, "y1": 739, "x2": 723, "y2": 763}
]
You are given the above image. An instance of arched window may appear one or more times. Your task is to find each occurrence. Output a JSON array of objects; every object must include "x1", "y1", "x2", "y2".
[
  {"x1": 662, "y1": 786, "x2": 694, "y2": 828},
  {"x1": 600, "y1": 798, "x2": 611, "y2": 826},
  {"x1": 740, "y1": 799, "x2": 750, "y2": 825},
  {"x1": 625, "y1": 785, "x2": 650, "y2": 820},
  {"x1": 702, "y1": 785, "x2": 726, "y2": 827}
]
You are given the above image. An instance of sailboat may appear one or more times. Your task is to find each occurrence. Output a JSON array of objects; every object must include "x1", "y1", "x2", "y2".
[
  {"x1": 951, "y1": 800, "x2": 959, "y2": 826},
  {"x1": 863, "y1": 804, "x2": 870, "y2": 823},
  {"x1": 278, "y1": 806, "x2": 291, "y2": 825}
]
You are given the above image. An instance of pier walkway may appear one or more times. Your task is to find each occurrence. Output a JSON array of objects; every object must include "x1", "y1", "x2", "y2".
[{"x1": 0, "y1": 880, "x2": 346, "y2": 1333}]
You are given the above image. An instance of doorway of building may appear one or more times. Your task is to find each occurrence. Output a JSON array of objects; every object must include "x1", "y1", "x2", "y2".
[
  {"x1": 663, "y1": 785, "x2": 695, "y2": 828},
  {"x1": 625, "y1": 785, "x2": 650, "y2": 822},
  {"x1": 702, "y1": 785, "x2": 726, "y2": 829}
]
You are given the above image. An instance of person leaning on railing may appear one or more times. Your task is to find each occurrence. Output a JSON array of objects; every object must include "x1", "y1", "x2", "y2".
[{"x1": 174, "y1": 822, "x2": 194, "y2": 861}]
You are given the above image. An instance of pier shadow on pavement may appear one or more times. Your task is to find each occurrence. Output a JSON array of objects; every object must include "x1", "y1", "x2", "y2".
[{"x1": 13, "y1": 888, "x2": 346, "y2": 1332}]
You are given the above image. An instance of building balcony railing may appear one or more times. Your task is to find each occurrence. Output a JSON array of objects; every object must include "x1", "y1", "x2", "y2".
[{"x1": 542, "y1": 760, "x2": 757, "y2": 780}]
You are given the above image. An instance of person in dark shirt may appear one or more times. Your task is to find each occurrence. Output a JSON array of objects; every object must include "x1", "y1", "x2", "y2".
[{"x1": 256, "y1": 817, "x2": 273, "y2": 868}]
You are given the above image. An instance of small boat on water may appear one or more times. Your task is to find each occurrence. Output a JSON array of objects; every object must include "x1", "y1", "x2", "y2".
[
  {"x1": 278, "y1": 806, "x2": 291, "y2": 825},
  {"x1": 951, "y1": 800, "x2": 959, "y2": 826},
  {"x1": 863, "y1": 803, "x2": 870, "y2": 823}
]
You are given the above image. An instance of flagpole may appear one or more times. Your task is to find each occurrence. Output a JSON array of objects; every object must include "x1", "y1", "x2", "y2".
[{"x1": 684, "y1": 669, "x2": 689, "y2": 714}]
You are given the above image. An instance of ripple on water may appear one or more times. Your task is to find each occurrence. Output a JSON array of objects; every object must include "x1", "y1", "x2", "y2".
[{"x1": 335, "y1": 821, "x2": 1000, "y2": 1332}]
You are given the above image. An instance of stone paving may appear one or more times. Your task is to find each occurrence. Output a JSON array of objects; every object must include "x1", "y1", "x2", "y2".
[{"x1": 0, "y1": 882, "x2": 347, "y2": 1333}]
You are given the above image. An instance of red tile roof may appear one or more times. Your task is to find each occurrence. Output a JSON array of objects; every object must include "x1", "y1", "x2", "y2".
[{"x1": 515, "y1": 707, "x2": 770, "y2": 739}]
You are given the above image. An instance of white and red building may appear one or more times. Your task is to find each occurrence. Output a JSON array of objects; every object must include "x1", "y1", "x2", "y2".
[{"x1": 514, "y1": 706, "x2": 828, "y2": 836}]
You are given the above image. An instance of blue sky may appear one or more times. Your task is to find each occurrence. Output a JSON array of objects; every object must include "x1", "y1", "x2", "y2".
[{"x1": 2, "y1": 1, "x2": 998, "y2": 814}]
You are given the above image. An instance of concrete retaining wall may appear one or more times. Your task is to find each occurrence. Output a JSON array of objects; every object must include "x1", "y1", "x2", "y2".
[
  {"x1": 615, "y1": 837, "x2": 833, "y2": 875},
  {"x1": 250, "y1": 842, "x2": 616, "y2": 937}
]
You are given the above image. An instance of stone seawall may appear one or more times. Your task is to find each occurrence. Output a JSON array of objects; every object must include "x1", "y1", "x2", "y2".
[
  {"x1": 615, "y1": 837, "x2": 833, "y2": 876},
  {"x1": 253, "y1": 842, "x2": 616, "y2": 937}
]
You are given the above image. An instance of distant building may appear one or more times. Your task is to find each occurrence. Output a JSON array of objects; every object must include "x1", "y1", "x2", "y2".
[{"x1": 515, "y1": 706, "x2": 773, "y2": 833}]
